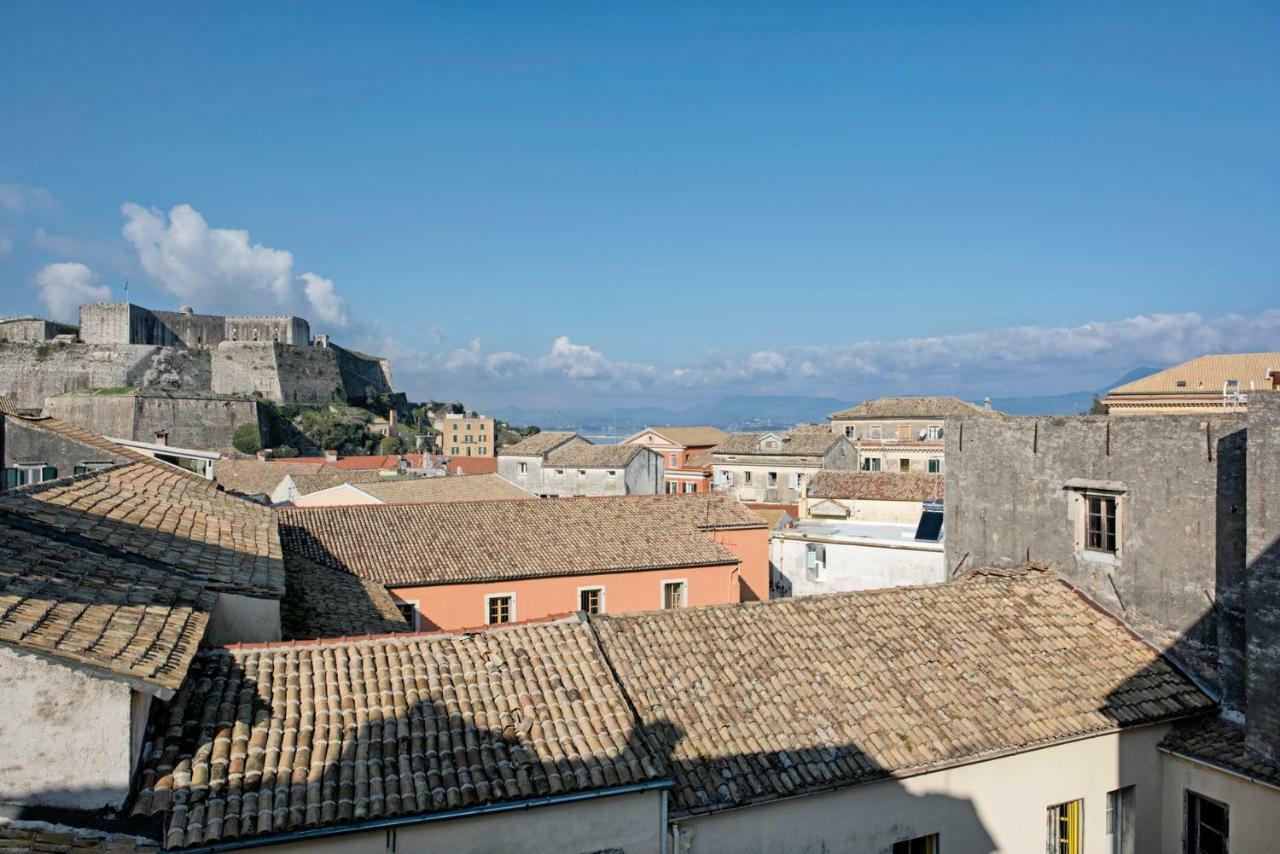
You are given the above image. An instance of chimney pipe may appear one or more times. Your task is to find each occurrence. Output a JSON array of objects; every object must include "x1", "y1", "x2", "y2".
[
  {"x1": 983, "y1": 397, "x2": 991, "y2": 411},
  {"x1": 325, "y1": 449, "x2": 339, "y2": 463}
]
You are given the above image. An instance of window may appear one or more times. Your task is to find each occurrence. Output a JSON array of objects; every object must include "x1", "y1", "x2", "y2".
[
  {"x1": 578, "y1": 587, "x2": 604, "y2": 614},
  {"x1": 1176, "y1": 379, "x2": 1188, "y2": 387},
  {"x1": 662, "y1": 580, "x2": 686, "y2": 609},
  {"x1": 870, "y1": 426, "x2": 883, "y2": 440},
  {"x1": 844, "y1": 426, "x2": 856, "y2": 439},
  {"x1": 518, "y1": 462, "x2": 528, "y2": 476},
  {"x1": 861, "y1": 457, "x2": 882, "y2": 472},
  {"x1": 669, "y1": 454, "x2": 678, "y2": 467},
  {"x1": 5, "y1": 464, "x2": 56, "y2": 488},
  {"x1": 928, "y1": 425, "x2": 943, "y2": 440},
  {"x1": 395, "y1": 600, "x2": 419, "y2": 630},
  {"x1": 897, "y1": 424, "x2": 911, "y2": 441},
  {"x1": 577, "y1": 469, "x2": 586, "y2": 477},
  {"x1": 744, "y1": 471, "x2": 753, "y2": 485},
  {"x1": 721, "y1": 470, "x2": 734, "y2": 485},
  {"x1": 1048, "y1": 799, "x2": 1083, "y2": 854},
  {"x1": 486, "y1": 594, "x2": 514, "y2": 625},
  {"x1": 1107, "y1": 786, "x2": 1135, "y2": 854},
  {"x1": 555, "y1": 469, "x2": 565, "y2": 476},
  {"x1": 464, "y1": 435, "x2": 472, "y2": 443},
  {"x1": 450, "y1": 446, "x2": 459, "y2": 455},
  {"x1": 788, "y1": 472, "x2": 800, "y2": 488},
  {"x1": 1087, "y1": 495, "x2": 1118, "y2": 553},
  {"x1": 478, "y1": 448, "x2": 487, "y2": 455},
  {"x1": 682, "y1": 482, "x2": 696, "y2": 493},
  {"x1": 466, "y1": 422, "x2": 473, "y2": 430},
  {"x1": 606, "y1": 469, "x2": 617, "y2": 478},
  {"x1": 1185, "y1": 791, "x2": 1228, "y2": 854},
  {"x1": 927, "y1": 458, "x2": 941, "y2": 473},
  {"x1": 767, "y1": 471, "x2": 778, "y2": 487},
  {"x1": 899, "y1": 459, "x2": 910, "y2": 472},
  {"x1": 892, "y1": 835, "x2": 938, "y2": 854},
  {"x1": 805, "y1": 543, "x2": 826, "y2": 581},
  {"x1": 666, "y1": 481, "x2": 678, "y2": 494}
]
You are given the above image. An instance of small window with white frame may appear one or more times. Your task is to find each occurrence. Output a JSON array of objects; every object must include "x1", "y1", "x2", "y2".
[
  {"x1": 1066, "y1": 480, "x2": 1124, "y2": 559},
  {"x1": 606, "y1": 469, "x2": 617, "y2": 478},
  {"x1": 805, "y1": 543, "x2": 826, "y2": 581},
  {"x1": 927, "y1": 425, "x2": 943, "y2": 440},
  {"x1": 927, "y1": 458, "x2": 941, "y2": 474},
  {"x1": 861, "y1": 457, "x2": 882, "y2": 472},
  {"x1": 869, "y1": 426, "x2": 883, "y2": 440},
  {"x1": 518, "y1": 461, "x2": 528, "y2": 476},
  {"x1": 662, "y1": 580, "x2": 687, "y2": 609},
  {"x1": 394, "y1": 599, "x2": 419, "y2": 630},
  {"x1": 578, "y1": 586, "x2": 604, "y2": 614},
  {"x1": 486, "y1": 593, "x2": 514, "y2": 625}
]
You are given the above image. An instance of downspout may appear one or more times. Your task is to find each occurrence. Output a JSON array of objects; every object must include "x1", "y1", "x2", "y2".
[{"x1": 659, "y1": 788, "x2": 669, "y2": 854}]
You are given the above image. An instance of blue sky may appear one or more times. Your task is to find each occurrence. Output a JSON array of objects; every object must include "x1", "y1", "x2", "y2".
[{"x1": 1, "y1": 3, "x2": 1277, "y2": 409}]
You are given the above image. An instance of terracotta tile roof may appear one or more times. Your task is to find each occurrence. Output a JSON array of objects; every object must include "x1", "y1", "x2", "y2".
[
  {"x1": 627, "y1": 427, "x2": 728, "y2": 449},
  {"x1": 131, "y1": 621, "x2": 665, "y2": 848},
  {"x1": 0, "y1": 463, "x2": 285, "y2": 598},
  {"x1": 828, "y1": 396, "x2": 992, "y2": 420},
  {"x1": 545, "y1": 443, "x2": 647, "y2": 468},
  {"x1": 431, "y1": 456, "x2": 498, "y2": 476},
  {"x1": 680, "y1": 451, "x2": 713, "y2": 471},
  {"x1": 0, "y1": 517, "x2": 216, "y2": 696},
  {"x1": 357, "y1": 474, "x2": 533, "y2": 504},
  {"x1": 497, "y1": 431, "x2": 581, "y2": 457},
  {"x1": 590, "y1": 569, "x2": 1213, "y2": 817},
  {"x1": 1108, "y1": 353, "x2": 1280, "y2": 396},
  {"x1": 808, "y1": 470, "x2": 944, "y2": 502},
  {"x1": 214, "y1": 460, "x2": 319, "y2": 498},
  {"x1": 1159, "y1": 716, "x2": 1280, "y2": 789},
  {"x1": 278, "y1": 494, "x2": 755, "y2": 588},
  {"x1": 281, "y1": 555, "x2": 410, "y2": 640},
  {"x1": 0, "y1": 826, "x2": 158, "y2": 853},
  {"x1": 1, "y1": 404, "x2": 166, "y2": 470},
  {"x1": 710, "y1": 431, "x2": 844, "y2": 457},
  {"x1": 286, "y1": 468, "x2": 386, "y2": 497},
  {"x1": 268, "y1": 454, "x2": 424, "y2": 470}
]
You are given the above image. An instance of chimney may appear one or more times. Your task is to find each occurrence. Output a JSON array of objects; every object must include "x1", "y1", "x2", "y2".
[
  {"x1": 324, "y1": 449, "x2": 339, "y2": 463},
  {"x1": 256, "y1": 449, "x2": 272, "y2": 461},
  {"x1": 983, "y1": 397, "x2": 991, "y2": 411},
  {"x1": 154, "y1": 430, "x2": 168, "y2": 447},
  {"x1": 389, "y1": 409, "x2": 398, "y2": 430}
]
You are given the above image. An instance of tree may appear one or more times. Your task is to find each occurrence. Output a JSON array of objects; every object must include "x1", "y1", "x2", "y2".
[
  {"x1": 379, "y1": 434, "x2": 408, "y2": 455},
  {"x1": 1086, "y1": 395, "x2": 1110, "y2": 416},
  {"x1": 232, "y1": 423, "x2": 261, "y2": 455}
]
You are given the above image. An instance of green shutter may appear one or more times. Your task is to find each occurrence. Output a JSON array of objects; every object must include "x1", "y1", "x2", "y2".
[
  {"x1": 41, "y1": 466, "x2": 57, "y2": 482},
  {"x1": 3, "y1": 468, "x2": 18, "y2": 489},
  {"x1": 74, "y1": 465, "x2": 88, "y2": 476}
]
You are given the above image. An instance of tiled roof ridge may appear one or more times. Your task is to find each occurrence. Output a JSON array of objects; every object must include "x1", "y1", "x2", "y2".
[{"x1": 218, "y1": 611, "x2": 586, "y2": 652}]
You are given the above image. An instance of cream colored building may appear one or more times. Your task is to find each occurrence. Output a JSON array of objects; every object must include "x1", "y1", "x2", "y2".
[
  {"x1": 440, "y1": 412, "x2": 495, "y2": 456},
  {"x1": 711, "y1": 430, "x2": 855, "y2": 503},
  {"x1": 1103, "y1": 351, "x2": 1280, "y2": 415},
  {"x1": 826, "y1": 395, "x2": 994, "y2": 473}
]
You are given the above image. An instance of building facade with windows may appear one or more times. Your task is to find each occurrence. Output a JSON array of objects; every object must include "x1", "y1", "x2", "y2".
[
  {"x1": 770, "y1": 515, "x2": 945, "y2": 597},
  {"x1": 623, "y1": 426, "x2": 729, "y2": 494},
  {"x1": 1, "y1": 397, "x2": 154, "y2": 488},
  {"x1": 496, "y1": 430, "x2": 588, "y2": 494},
  {"x1": 498, "y1": 432, "x2": 664, "y2": 496},
  {"x1": 800, "y1": 469, "x2": 944, "y2": 525},
  {"x1": 1101, "y1": 351, "x2": 1280, "y2": 416},
  {"x1": 827, "y1": 395, "x2": 995, "y2": 474},
  {"x1": 710, "y1": 430, "x2": 855, "y2": 504},
  {"x1": 278, "y1": 493, "x2": 769, "y2": 633},
  {"x1": 439, "y1": 412, "x2": 496, "y2": 456}
]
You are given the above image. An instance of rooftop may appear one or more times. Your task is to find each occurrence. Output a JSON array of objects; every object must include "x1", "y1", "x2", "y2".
[
  {"x1": 278, "y1": 493, "x2": 759, "y2": 587},
  {"x1": 827, "y1": 396, "x2": 992, "y2": 420},
  {"x1": 131, "y1": 621, "x2": 666, "y2": 849},
  {"x1": 776, "y1": 517, "x2": 943, "y2": 546},
  {"x1": 808, "y1": 470, "x2": 944, "y2": 502},
  {"x1": 711, "y1": 431, "x2": 845, "y2": 458},
  {"x1": 1159, "y1": 716, "x2": 1280, "y2": 791},
  {"x1": 497, "y1": 431, "x2": 581, "y2": 457},
  {"x1": 625, "y1": 426, "x2": 729, "y2": 448},
  {"x1": 1107, "y1": 352, "x2": 1280, "y2": 396},
  {"x1": 592, "y1": 568, "x2": 1212, "y2": 817},
  {"x1": 545, "y1": 442, "x2": 647, "y2": 468},
  {"x1": 0, "y1": 462, "x2": 285, "y2": 598},
  {"x1": 357, "y1": 473, "x2": 533, "y2": 503},
  {"x1": 280, "y1": 554, "x2": 411, "y2": 639}
]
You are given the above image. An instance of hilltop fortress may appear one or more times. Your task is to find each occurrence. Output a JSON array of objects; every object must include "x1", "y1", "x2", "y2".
[{"x1": 0, "y1": 302, "x2": 398, "y2": 449}]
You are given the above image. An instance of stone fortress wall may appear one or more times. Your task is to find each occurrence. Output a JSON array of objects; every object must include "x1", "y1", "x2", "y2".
[{"x1": 0, "y1": 302, "x2": 394, "y2": 414}]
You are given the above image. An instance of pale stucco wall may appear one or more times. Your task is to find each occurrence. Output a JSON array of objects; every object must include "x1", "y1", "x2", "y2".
[
  {"x1": 204, "y1": 592, "x2": 282, "y2": 645},
  {"x1": 261, "y1": 789, "x2": 663, "y2": 854},
  {"x1": 673, "y1": 726, "x2": 1170, "y2": 854},
  {"x1": 802, "y1": 496, "x2": 925, "y2": 525},
  {"x1": 771, "y1": 534, "x2": 944, "y2": 596},
  {"x1": 0, "y1": 646, "x2": 134, "y2": 810},
  {"x1": 1160, "y1": 751, "x2": 1280, "y2": 853},
  {"x1": 291, "y1": 484, "x2": 383, "y2": 507}
]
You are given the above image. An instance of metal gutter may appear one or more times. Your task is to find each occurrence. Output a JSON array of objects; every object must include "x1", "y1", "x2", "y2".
[
  {"x1": 180, "y1": 779, "x2": 674, "y2": 853},
  {"x1": 1158, "y1": 746, "x2": 1280, "y2": 794}
]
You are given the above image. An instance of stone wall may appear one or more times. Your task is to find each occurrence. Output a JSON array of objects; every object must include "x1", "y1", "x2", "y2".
[
  {"x1": 330, "y1": 343, "x2": 394, "y2": 400},
  {"x1": 275, "y1": 343, "x2": 348, "y2": 404},
  {"x1": 1246, "y1": 392, "x2": 1280, "y2": 761},
  {"x1": 2, "y1": 415, "x2": 134, "y2": 477},
  {"x1": 45, "y1": 391, "x2": 264, "y2": 452},
  {"x1": 0, "y1": 318, "x2": 78, "y2": 342},
  {"x1": 944, "y1": 412, "x2": 1248, "y2": 704},
  {"x1": 0, "y1": 342, "x2": 163, "y2": 410}
]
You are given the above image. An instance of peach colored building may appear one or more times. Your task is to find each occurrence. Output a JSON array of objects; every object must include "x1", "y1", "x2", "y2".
[
  {"x1": 623, "y1": 426, "x2": 728, "y2": 494},
  {"x1": 279, "y1": 493, "x2": 768, "y2": 633}
]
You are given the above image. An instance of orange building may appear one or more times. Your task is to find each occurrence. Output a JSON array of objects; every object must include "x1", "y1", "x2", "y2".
[
  {"x1": 623, "y1": 426, "x2": 729, "y2": 494},
  {"x1": 279, "y1": 492, "x2": 768, "y2": 633}
]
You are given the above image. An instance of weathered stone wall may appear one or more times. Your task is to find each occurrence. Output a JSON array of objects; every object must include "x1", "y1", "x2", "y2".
[
  {"x1": 0, "y1": 342, "x2": 159, "y2": 409},
  {"x1": 0, "y1": 318, "x2": 78, "y2": 342},
  {"x1": 944, "y1": 413, "x2": 1247, "y2": 702},
  {"x1": 275, "y1": 343, "x2": 347, "y2": 404},
  {"x1": 78, "y1": 302, "x2": 140, "y2": 344},
  {"x1": 45, "y1": 391, "x2": 263, "y2": 452},
  {"x1": 224, "y1": 315, "x2": 309, "y2": 345},
  {"x1": 1246, "y1": 392, "x2": 1280, "y2": 761},
  {"x1": 149, "y1": 310, "x2": 228, "y2": 347},
  {"x1": 330, "y1": 344, "x2": 394, "y2": 400},
  {"x1": 211, "y1": 342, "x2": 284, "y2": 400},
  {"x1": 211, "y1": 342, "x2": 344, "y2": 405},
  {"x1": 2, "y1": 415, "x2": 134, "y2": 477}
]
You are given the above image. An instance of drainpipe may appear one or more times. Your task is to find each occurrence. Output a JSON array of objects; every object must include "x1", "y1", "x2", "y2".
[{"x1": 660, "y1": 788, "x2": 670, "y2": 854}]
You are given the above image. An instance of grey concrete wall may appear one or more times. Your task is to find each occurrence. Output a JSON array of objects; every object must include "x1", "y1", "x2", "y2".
[
  {"x1": 2, "y1": 416, "x2": 132, "y2": 479},
  {"x1": 77, "y1": 302, "x2": 138, "y2": 344},
  {"x1": 0, "y1": 645, "x2": 135, "y2": 810},
  {"x1": 944, "y1": 413, "x2": 1247, "y2": 702},
  {"x1": 1246, "y1": 392, "x2": 1280, "y2": 761},
  {"x1": 262, "y1": 789, "x2": 663, "y2": 854},
  {"x1": 211, "y1": 342, "x2": 284, "y2": 400},
  {"x1": 45, "y1": 393, "x2": 263, "y2": 453},
  {"x1": 675, "y1": 726, "x2": 1170, "y2": 854},
  {"x1": 0, "y1": 319, "x2": 77, "y2": 343},
  {"x1": 205, "y1": 593, "x2": 282, "y2": 645}
]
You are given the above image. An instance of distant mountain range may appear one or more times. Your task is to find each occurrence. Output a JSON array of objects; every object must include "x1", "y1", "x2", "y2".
[{"x1": 491, "y1": 368, "x2": 1165, "y2": 433}]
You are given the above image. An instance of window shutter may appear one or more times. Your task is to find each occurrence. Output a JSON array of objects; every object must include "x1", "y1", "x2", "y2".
[
  {"x1": 3, "y1": 468, "x2": 18, "y2": 489},
  {"x1": 74, "y1": 465, "x2": 87, "y2": 476},
  {"x1": 41, "y1": 466, "x2": 57, "y2": 482}
]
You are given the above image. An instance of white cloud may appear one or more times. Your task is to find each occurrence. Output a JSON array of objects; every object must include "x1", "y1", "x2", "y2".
[
  {"x1": 0, "y1": 183, "x2": 55, "y2": 213},
  {"x1": 36, "y1": 262, "x2": 110, "y2": 322},
  {"x1": 300, "y1": 273, "x2": 349, "y2": 326},
  {"x1": 120, "y1": 203, "x2": 349, "y2": 327}
]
